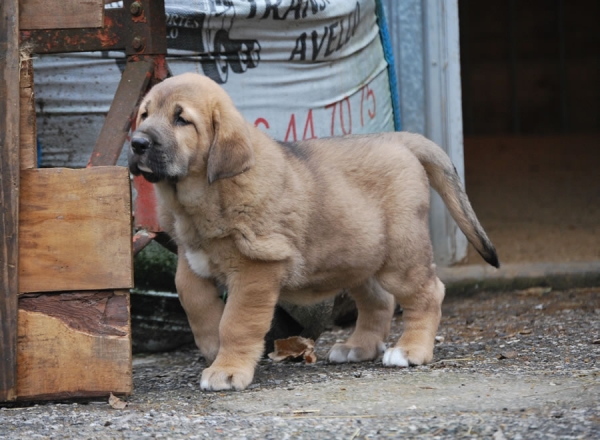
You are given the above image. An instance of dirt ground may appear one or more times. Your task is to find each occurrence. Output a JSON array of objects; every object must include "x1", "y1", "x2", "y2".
[
  {"x1": 462, "y1": 134, "x2": 600, "y2": 265},
  {"x1": 1, "y1": 286, "x2": 598, "y2": 439}
]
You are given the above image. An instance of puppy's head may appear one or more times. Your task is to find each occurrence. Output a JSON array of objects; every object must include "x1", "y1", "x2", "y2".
[{"x1": 128, "y1": 73, "x2": 254, "y2": 184}]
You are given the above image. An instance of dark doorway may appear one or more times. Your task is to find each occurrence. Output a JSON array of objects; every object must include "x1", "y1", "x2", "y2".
[{"x1": 459, "y1": 0, "x2": 600, "y2": 264}]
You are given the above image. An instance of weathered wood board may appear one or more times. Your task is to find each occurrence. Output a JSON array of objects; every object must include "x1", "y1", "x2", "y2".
[
  {"x1": 20, "y1": 58, "x2": 37, "y2": 170},
  {"x1": 19, "y1": 0, "x2": 104, "y2": 30},
  {"x1": 19, "y1": 167, "x2": 133, "y2": 293},
  {"x1": 17, "y1": 290, "x2": 132, "y2": 400},
  {"x1": 1, "y1": 0, "x2": 21, "y2": 403}
]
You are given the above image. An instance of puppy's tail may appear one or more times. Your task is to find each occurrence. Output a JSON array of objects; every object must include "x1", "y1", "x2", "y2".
[{"x1": 398, "y1": 132, "x2": 500, "y2": 268}]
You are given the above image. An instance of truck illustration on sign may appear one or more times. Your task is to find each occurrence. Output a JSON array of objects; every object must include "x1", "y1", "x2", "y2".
[{"x1": 166, "y1": 0, "x2": 261, "y2": 84}]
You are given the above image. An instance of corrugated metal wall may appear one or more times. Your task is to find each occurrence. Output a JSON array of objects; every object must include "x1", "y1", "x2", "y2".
[{"x1": 382, "y1": 0, "x2": 467, "y2": 266}]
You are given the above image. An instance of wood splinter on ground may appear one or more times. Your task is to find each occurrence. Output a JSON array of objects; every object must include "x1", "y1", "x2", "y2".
[
  {"x1": 108, "y1": 393, "x2": 128, "y2": 410},
  {"x1": 268, "y1": 336, "x2": 317, "y2": 364}
]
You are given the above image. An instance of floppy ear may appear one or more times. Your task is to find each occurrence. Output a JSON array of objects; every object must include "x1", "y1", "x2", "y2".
[{"x1": 207, "y1": 105, "x2": 255, "y2": 184}]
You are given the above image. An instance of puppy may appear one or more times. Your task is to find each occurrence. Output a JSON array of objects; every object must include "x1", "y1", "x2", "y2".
[{"x1": 129, "y1": 73, "x2": 499, "y2": 391}]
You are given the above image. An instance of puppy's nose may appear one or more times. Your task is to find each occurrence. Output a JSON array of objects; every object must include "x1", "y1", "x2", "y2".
[{"x1": 131, "y1": 136, "x2": 151, "y2": 155}]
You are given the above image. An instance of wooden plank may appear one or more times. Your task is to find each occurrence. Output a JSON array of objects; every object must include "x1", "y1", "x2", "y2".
[
  {"x1": 17, "y1": 290, "x2": 132, "y2": 400},
  {"x1": 20, "y1": 57, "x2": 37, "y2": 170},
  {"x1": 0, "y1": 0, "x2": 21, "y2": 402},
  {"x1": 19, "y1": 167, "x2": 133, "y2": 293},
  {"x1": 19, "y1": 0, "x2": 104, "y2": 30}
]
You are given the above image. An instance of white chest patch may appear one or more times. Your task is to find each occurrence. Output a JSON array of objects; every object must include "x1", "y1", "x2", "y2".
[{"x1": 185, "y1": 248, "x2": 212, "y2": 279}]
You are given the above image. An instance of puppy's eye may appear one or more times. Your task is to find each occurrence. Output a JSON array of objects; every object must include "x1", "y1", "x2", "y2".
[
  {"x1": 175, "y1": 115, "x2": 190, "y2": 126},
  {"x1": 140, "y1": 111, "x2": 148, "y2": 121}
]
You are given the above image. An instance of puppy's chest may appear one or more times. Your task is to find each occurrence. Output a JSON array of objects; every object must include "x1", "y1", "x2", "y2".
[
  {"x1": 184, "y1": 247, "x2": 214, "y2": 279},
  {"x1": 173, "y1": 210, "x2": 223, "y2": 255},
  {"x1": 173, "y1": 211, "x2": 235, "y2": 282},
  {"x1": 182, "y1": 240, "x2": 236, "y2": 283},
  {"x1": 172, "y1": 198, "x2": 224, "y2": 241}
]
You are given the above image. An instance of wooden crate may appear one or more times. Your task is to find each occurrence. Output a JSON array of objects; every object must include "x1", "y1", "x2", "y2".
[{"x1": 13, "y1": 167, "x2": 134, "y2": 401}]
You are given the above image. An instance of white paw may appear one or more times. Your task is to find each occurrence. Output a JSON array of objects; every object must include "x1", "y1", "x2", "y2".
[
  {"x1": 200, "y1": 366, "x2": 253, "y2": 391},
  {"x1": 382, "y1": 347, "x2": 409, "y2": 367},
  {"x1": 200, "y1": 377, "x2": 213, "y2": 390},
  {"x1": 328, "y1": 345, "x2": 351, "y2": 363},
  {"x1": 328, "y1": 342, "x2": 386, "y2": 363}
]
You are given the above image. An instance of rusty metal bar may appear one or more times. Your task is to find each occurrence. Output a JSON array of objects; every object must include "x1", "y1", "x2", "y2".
[
  {"x1": 126, "y1": 0, "x2": 167, "y2": 56},
  {"x1": 20, "y1": 8, "x2": 126, "y2": 53},
  {"x1": 88, "y1": 57, "x2": 154, "y2": 166},
  {"x1": 133, "y1": 231, "x2": 157, "y2": 255},
  {"x1": 20, "y1": 1, "x2": 167, "y2": 56}
]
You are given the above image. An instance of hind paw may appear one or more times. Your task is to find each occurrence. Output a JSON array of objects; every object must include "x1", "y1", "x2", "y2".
[{"x1": 382, "y1": 345, "x2": 433, "y2": 367}]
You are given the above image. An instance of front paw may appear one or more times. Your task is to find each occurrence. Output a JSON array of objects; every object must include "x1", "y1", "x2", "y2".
[
  {"x1": 200, "y1": 365, "x2": 254, "y2": 391},
  {"x1": 328, "y1": 341, "x2": 386, "y2": 363}
]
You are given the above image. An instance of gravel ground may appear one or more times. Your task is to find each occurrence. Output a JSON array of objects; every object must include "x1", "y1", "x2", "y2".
[{"x1": 1, "y1": 286, "x2": 599, "y2": 439}]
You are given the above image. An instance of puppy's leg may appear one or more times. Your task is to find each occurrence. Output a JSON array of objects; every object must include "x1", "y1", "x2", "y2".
[
  {"x1": 328, "y1": 278, "x2": 395, "y2": 363},
  {"x1": 176, "y1": 251, "x2": 224, "y2": 364},
  {"x1": 377, "y1": 267, "x2": 444, "y2": 367},
  {"x1": 200, "y1": 261, "x2": 281, "y2": 391}
]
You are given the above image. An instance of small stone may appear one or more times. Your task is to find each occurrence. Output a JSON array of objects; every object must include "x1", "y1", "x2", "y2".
[{"x1": 493, "y1": 429, "x2": 507, "y2": 440}]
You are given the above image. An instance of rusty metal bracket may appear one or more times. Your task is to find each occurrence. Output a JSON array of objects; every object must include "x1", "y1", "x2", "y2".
[
  {"x1": 126, "y1": 0, "x2": 167, "y2": 56},
  {"x1": 89, "y1": 58, "x2": 154, "y2": 167}
]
